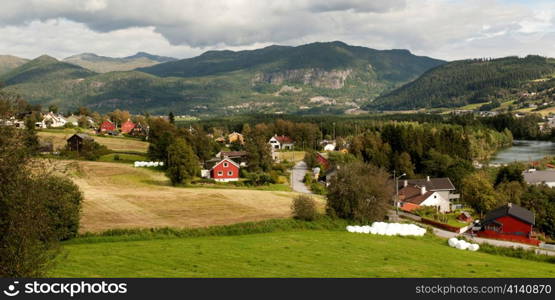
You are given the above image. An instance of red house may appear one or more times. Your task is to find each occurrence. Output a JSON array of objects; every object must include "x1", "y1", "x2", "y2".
[
  {"x1": 477, "y1": 203, "x2": 539, "y2": 245},
  {"x1": 121, "y1": 119, "x2": 136, "y2": 134},
  {"x1": 316, "y1": 153, "x2": 330, "y2": 169},
  {"x1": 99, "y1": 120, "x2": 116, "y2": 132},
  {"x1": 210, "y1": 158, "x2": 240, "y2": 182}
]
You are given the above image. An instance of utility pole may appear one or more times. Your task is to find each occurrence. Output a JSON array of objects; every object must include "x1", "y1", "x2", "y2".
[{"x1": 394, "y1": 170, "x2": 406, "y2": 216}]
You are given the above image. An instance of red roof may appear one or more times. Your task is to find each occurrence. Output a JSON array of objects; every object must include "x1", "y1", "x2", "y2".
[
  {"x1": 121, "y1": 120, "x2": 136, "y2": 134},
  {"x1": 100, "y1": 120, "x2": 116, "y2": 131},
  {"x1": 274, "y1": 135, "x2": 293, "y2": 144}
]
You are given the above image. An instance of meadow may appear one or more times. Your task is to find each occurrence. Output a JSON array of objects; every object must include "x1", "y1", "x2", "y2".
[
  {"x1": 58, "y1": 160, "x2": 310, "y2": 233},
  {"x1": 38, "y1": 130, "x2": 149, "y2": 153},
  {"x1": 51, "y1": 227, "x2": 555, "y2": 278}
]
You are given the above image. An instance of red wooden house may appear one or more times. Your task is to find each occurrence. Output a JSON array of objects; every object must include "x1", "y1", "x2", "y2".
[
  {"x1": 210, "y1": 158, "x2": 240, "y2": 182},
  {"x1": 121, "y1": 119, "x2": 136, "y2": 134},
  {"x1": 477, "y1": 203, "x2": 539, "y2": 245},
  {"x1": 316, "y1": 153, "x2": 329, "y2": 169},
  {"x1": 99, "y1": 120, "x2": 116, "y2": 132}
]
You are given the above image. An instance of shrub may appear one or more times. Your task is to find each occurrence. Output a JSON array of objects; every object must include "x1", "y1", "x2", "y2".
[
  {"x1": 292, "y1": 195, "x2": 318, "y2": 221},
  {"x1": 113, "y1": 154, "x2": 121, "y2": 161}
]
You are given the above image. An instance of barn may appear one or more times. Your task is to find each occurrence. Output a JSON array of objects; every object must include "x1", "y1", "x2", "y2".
[
  {"x1": 67, "y1": 133, "x2": 93, "y2": 152},
  {"x1": 99, "y1": 120, "x2": 116, "y2": 132},
  {"x1": 477, "y1": 203, "x2": 539, "y2": 245},
  {"x1": 209, "y1": 158, "x2": 240, "y2": 182},
  {"x1": 121, "y1": 119, "x2": 136, "y2": 134}
]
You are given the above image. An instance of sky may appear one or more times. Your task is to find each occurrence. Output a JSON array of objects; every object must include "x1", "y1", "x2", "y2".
[{"x1": 0, "y1": 0, "x2": 554, "y2": 61}]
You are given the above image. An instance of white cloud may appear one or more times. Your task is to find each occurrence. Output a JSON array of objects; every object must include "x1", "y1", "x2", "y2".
[{"x1": 0, "y1": 0, "x2": 553, "y2": 60}]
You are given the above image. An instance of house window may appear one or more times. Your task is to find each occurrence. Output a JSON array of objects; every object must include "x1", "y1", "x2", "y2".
[
  {"x1": 218, "y1": 171, "x2": 223, "y2": 176},
  {"x1": 228, "y1": 171, "x2": 233, "y2": 176},
  {"x1": 223, "y1": 162, "x2": 228, "y2": 168}
]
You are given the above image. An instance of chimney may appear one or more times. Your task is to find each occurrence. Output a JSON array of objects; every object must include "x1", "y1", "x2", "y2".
[
  {"x1": 426, "y1": 176, "x2": 430, "y2": 182},
  {"x1": 508, "y1": 203, "x2": 512, "y2": 208},
  {"x1": 403, "y1": 180, "x2": 408, "y2": 187},
  {"x1": 420, "y1": 186, "x2": 427, "y2": 195}
]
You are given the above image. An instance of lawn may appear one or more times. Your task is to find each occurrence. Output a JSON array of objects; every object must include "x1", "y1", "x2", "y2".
[
  {"x1": 55, "y1": 160, "x2": 307, "y2": 233},
  {"x1": 275, "y1": 151, "x2": 306, "y2": 162},
  {"x1": 37, "y1": 131, "x2": 149, "y2": 154},
  {"x1": 50, "y1": 230, "x2": 555, "y2": 278}
]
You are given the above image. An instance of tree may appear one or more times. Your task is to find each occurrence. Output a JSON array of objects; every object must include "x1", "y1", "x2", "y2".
[
  {"x1": 496, "y1": 181, "x2": 524, "y2": 205},
  {"x1": 245, "y1": 127, "x2": 273, "y2": 172},
  {"x1": 166, "y1": 138, "x2": 200, "y2": 185},
  {"x1": 326, "y1": 162, "x2": 393, "y2": 222},
  {"x1": 168, "y1": 112, "x2": 175, "y2": 124},
  {"x1": 291, "y1": 195, "x2": 318, "y2": 221},
  {"x1": 461, "y1": 171, "x2": 506, "y2": 215},
  {"x1": 394, "y1": 152, "x2": 415, "y2": 178},
  {"x1": 48, "y1": 104, "x2": 58, "y2": 114},
  {"x1": 495, "y1": 163, "x2": 525, "y2": 186},
  {"x1": 147, "y1": 117, "x2": 177, "y2": 166}
]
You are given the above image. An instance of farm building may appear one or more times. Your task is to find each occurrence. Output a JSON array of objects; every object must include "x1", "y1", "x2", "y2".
[
  {"x1": 202, "y1": 158, "x2": 240, "y2": 182},
  {"x1": 316, "y1": 153, "x2": 329, "y2": 169},
  {"x1": 523, "y1": 169, "x2": 555, "y2": 187},
  {"x1": 121, "y1": 119, "x2": 136, "y2": 134},
  {"x1": 67, "y1": 133, "x2": 93, "y2": 152},
  {"x1": 36, "y1": 112, "x2": 67, "y2": 128},
  {"x1": 476, "y1": 203, "x2": 539, "y2": 245},
  {"x1": 398, "y1": 184, "x2": 451, "y2": 213},
  {"x1": 269, "y1": 135, "x2": 294, "y2": 150}
]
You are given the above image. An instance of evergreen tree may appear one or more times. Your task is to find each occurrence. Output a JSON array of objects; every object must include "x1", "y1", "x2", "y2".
[
  {"x1": 166, "y1": 138, "x2": 200, "y2": 185},
  {"x1": 168, "y1": 112, "x2": 175, "y2": 124}
]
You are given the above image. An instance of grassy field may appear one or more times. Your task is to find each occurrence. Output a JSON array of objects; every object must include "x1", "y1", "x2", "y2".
[
  {"x1": 275, "y1": 151, "x2": 306, "y2": 162},
  {"x1": 38, "y1": 130, "x2": 149, "y2": 153},
  {"x1": 58, "y1": 160, "x2": 310, "y2": 233},
  {"x1": 50, "y1": 230, "x2": 555, "y2": 277},
  {"x1": 98, "y1": 153, "x2": 147, "y2": 164}
]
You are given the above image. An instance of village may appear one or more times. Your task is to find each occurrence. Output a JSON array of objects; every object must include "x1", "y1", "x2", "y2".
[{"x1": 2, "y1": 106, "x2": 555, "y2": 258}]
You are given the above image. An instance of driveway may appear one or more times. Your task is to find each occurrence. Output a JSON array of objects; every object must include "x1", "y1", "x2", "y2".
[{"x1": 291, "y1": 161, "x2": 312, "y2": 194}]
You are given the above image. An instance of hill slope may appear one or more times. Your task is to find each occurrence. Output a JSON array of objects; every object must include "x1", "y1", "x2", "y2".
[
  {"x1": 0, "y1": 55, "x2": 29, "y2": 76},
  {"x1": 0, "y1": 42, "x2": 444, "y2": 115},
  {"x1": 51, "y1": 230, "x2": 555, "y2": 277},
  {"x1": 369, "y1": 55, "x2": 555, "y2": 110},
  {"x1": 63, "y1": 52, "x2": 177, "y2": 73}
]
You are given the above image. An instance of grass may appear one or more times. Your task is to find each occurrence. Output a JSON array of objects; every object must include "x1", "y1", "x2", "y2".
[
  {"x1": 275, "y1": 151, "x2": 306, "y2": 163},
  {"x1": 54, "y1": 160, "x2": 308, "y2": 233},
  {"x1": 50, "y1": 228, "x2": 555, "y2": 278},
  {"x1": 98, "y1": 153, "x2": 147, "y2": 164},
  {"x1": 37, "y1": 130, "x2": 149, "y2": 154}
]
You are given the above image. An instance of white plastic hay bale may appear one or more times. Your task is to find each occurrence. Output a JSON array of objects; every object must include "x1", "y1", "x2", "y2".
[
  {"x1": 448, "y1": 238, "x2": 458, "y2": 247},
  {"x1": 468, "y1": 243, "x2": 480, "y2": 251}
]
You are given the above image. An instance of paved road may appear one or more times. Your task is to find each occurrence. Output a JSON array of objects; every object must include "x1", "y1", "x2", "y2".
[{"x1": 291, "y1": 161, "x2": 312, "y2": 194}]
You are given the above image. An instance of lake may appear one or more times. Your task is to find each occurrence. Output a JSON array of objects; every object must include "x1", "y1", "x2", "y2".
[{"x1": 489, "y1": 140, "x2": 555, "y2": 164}]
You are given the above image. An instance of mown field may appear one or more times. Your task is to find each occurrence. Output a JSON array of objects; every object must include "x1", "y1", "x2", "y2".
[
  {"x1": 58, "y1": 160, "x2": 311, "y2": 233},
  {"x1": 38, "y1": 130, "x2": 149, "y2": 153},
  {"x1": 50, "y1": 229, "x2": 555, "y2": 278}
]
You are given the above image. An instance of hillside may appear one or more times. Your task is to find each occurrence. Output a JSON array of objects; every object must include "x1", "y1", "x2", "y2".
[
  {"x1": 50, "y1": 229, "x2": 555, "y2": 277},
  {"x1": 63, "y1": 52, "x2": 177, "y2": 73},
  {"x1": 369, "y1": 55, "x2": 555, "y2": 110},
  {"x1": 0, "y1": 42, "x2": 444, "y2": 115},
  {"x1": 0, "y1": 55, "x2": 29, "y2": 76}
]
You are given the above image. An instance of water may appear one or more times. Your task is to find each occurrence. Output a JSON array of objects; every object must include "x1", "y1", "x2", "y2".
[{"x1": 490, "y1": 140, "x2": 555, "y2": 164}]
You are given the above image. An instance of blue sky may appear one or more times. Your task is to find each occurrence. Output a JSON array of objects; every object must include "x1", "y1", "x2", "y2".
[{"x1": 0, "y1": 0, "x2": 554, "y2": 61}]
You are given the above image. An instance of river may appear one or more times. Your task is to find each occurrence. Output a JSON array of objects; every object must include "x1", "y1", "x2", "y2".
[{"x1": 489, "y1": 140, "x2": 555, "y2": 164}]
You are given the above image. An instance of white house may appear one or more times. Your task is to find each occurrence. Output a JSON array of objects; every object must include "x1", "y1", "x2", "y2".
[
  {"x1": 398, "y1": 177, "x2": 459, "y2": 213},
  {"x1": 37, "y1": 112, "x2": 67, "y2": 128},
  {"x1": 268, "y1": 135, "x2": 294, "y2": 150},
  {"x1": 323, "y1": 143, "x2": 336, "y2": 151}
]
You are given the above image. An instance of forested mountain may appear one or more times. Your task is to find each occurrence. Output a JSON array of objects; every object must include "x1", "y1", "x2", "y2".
[
  {"x1": 369, "y1": 56, "x2": 555, "y2": 110},
  {"x1": 0, "y1": 42, "x2": 444, "y2": 115},
  {"x1": 63, "y1": 52, "x2": 177, "y2": 73},
  {"x1": 0, "y1": 55, "x2": 30, "y2": 76}
]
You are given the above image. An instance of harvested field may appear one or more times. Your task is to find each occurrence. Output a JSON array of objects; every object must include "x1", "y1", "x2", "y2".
[{"x1": 38, "y1": 131, "x2": 149, "y2": 153}]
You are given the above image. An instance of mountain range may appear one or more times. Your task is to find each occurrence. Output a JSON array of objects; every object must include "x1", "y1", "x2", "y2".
[
  {"x1": 2, "y1": 42, "x2": 554, "y2": 116},
  {"x1": 0, "y1": 42, "x2": 444, "y2": 115}
]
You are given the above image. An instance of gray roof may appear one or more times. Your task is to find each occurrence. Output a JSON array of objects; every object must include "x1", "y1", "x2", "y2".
[
  {"x1": 523, "y1": 170, "x2": 555, "y2": 184},
  {"x1": 400, "y1": 177, "x2": 456, "y2": 191},
  {"x1": 68, "y1": 133, "x2": 93, "y2": 141},
  {"x1": 482, "y1": 203, "x2": 535, "y2": 225}
]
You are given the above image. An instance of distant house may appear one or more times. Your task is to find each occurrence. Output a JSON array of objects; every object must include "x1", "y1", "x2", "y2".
[
  {"x1": 121, "y1": 119, "x2": 136, "y2": 134},
  {"x1": 323, "y1": 143, "x2": 336, "y2": 151},
  {"x1": 399, "y1": 177, "x2": 459, "y2": 211},
  {"x1": 67, "y1": 133, "x2": 93, "y2": 152},
  {"x1": 66, "y1": 115, "x2": 79, "y2": 127},
  {"x1": 130, "y1": 123, "x2": 147, "y2": 137},
  {"x1": 268, "y1": 135, "x2": 294, "y2": 150},
  {"x1": 99, "y1": 120, "x2": 116, "y2": 133},
  {"x1": 37, "y1": 112, "x2": 67, "y2": 128},
  {"x1": 476, "y1": 203, "x2": 539, "y2": 245},
  {"x1": 523, "y1": 169, "x2": 555, "y2": 187},
  {"x1": 228, "y1": 132, "x2": 244, "y2": 144},
  {"x1": 398, "y1": 184, "x2": 450, "y2": 213},
  {"x1": 203, "y1": 158, "x2": 240, "y2": 182}
]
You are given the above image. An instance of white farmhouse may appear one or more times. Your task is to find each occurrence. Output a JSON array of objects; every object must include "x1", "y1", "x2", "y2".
[{"x1": 268, "y1": 135, "x2": 294, "y2": 150}]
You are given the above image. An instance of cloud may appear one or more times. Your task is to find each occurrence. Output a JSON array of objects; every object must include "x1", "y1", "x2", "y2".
[{"x1": 0, "y1": 0, "x2": 553, "y2": 60}]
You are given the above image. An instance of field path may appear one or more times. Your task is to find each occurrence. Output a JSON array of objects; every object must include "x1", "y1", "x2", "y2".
[{"x1": 291, "y1": 161, "x2": 312, "y2": 194}]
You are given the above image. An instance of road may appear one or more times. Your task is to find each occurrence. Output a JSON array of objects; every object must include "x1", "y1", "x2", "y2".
[{"x1": 291, "y1": 161, "x2": 312, "y2": 194}]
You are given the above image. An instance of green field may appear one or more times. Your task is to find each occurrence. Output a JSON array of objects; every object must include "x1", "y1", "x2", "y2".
[{"x1": 50, "y1": 230, "x2": 555, "y2": 278}]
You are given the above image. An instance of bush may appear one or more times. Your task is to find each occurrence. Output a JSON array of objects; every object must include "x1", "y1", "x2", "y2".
[
  {"x1": 246, "y1": 172, "x2": 275, "y2": 185},
  {"x1": 113, "y1": 154, "x2": 121, "y2": 161},
  {"x1": 292, "y1": 195, "x2": 318, "y2": 221}
]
